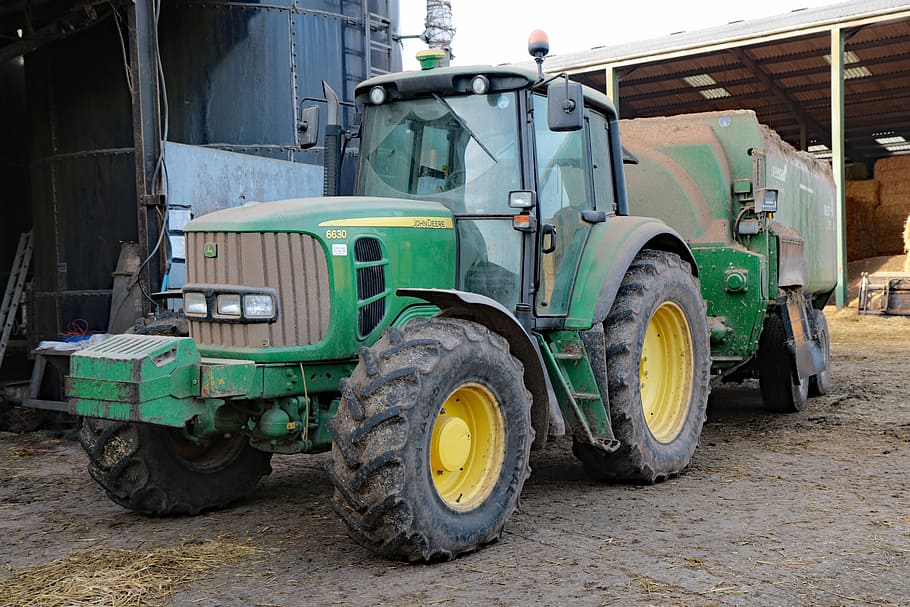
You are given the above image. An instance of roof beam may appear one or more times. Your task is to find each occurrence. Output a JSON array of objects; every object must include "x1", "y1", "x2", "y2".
[
  {"x1": 619, "y1": 56, "x2": 910, "y2": 103},
  {"x1": 728, "y1": 46, "x2": 837, "y2": 150}
]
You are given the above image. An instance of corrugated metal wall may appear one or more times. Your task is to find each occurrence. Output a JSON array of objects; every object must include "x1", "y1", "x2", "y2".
[
  {"x1": 26, "y1": 25, "x2": 138, "y2": 340},
  {"x1": 0, "y1": 59, "x2": 30, "y2": 294}
]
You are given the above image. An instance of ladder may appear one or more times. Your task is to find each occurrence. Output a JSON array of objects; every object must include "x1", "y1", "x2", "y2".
[
  {"x1": 364, "y1": 0, "x2": 394, "y2": 77},
  {"x1": 0, "y1": 230, "x2": 33, "y2": 368},
  {"x1": 343, "y1": 0, "x2": 395, "y2": 101}
]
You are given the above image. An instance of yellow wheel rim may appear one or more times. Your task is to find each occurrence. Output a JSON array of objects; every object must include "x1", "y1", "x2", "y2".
[
  {"x1": 430, "y1": 382, "x2": 506, "y2": 511},
  {"x1": 640, "y1": 302, "x2": 694, "y2": 443}
]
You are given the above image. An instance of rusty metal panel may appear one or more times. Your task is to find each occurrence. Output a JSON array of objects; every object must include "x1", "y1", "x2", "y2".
[
  {"x1": 773, "y1": 223, "x2": 810, "y2": 288},
  {"x1": 186, "y1": 232, "x2": 330, "y2": 348}
]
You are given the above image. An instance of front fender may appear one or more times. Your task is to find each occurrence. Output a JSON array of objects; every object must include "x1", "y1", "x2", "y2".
[
  {"x1": 567, "y1": 216, "x2": 697, "y2": 328},
  {"x1": 397, "y1": 288, "x2": 560, "y2": 450}
]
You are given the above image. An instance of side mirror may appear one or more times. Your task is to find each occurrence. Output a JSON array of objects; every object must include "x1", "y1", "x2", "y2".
[
  {"x1": 298, "y1": 106, "x2": 320, "y2": 149},
  {"x1": 547, "y1": 79, "x2": 584, "y2": 132}
]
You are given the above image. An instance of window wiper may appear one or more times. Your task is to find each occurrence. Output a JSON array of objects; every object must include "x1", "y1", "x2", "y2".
[{"x1": 431, "y1": 93, "x2": 497, "y2": 163}]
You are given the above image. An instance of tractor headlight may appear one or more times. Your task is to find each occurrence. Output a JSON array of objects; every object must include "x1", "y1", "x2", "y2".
[
  {"x1": 216, "y1": 293, "x2": 242, "y2": 317},
  {"x1": 181, "y1": 285, "x2": 279, "y2": 323},
  {"x1": 183, "y1": 292, "x2": 208, "y2": 317},
  {"x1": 369, "y1": 85, "x2": 386, "y2": 105},
  {"x1": 243, "y1": 294, "x2": 275, "y2": 318},
  {"x1": 471, "y1": 75, "x2": 490, "y2": 95}
]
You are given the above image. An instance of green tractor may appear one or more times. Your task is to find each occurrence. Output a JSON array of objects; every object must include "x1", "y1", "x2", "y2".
[{"x1": 66, "y1": 38, "x2": 833, "y2": 561}]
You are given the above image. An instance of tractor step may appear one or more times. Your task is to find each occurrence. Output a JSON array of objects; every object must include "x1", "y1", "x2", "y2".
[
  {"x1": 552, "y1": 351, "x2": 583, "y2": 360},
  {"x1": 572, "y1": 392, "x2": 601, "y2": 401}
]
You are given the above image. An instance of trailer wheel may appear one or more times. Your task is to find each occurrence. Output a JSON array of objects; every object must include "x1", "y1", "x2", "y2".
[
  {"x1": 79, "y1": 419, "x2": 272, "y2": 515},
  {"x1": 809, "y1": 309, "x2": 831, "y2": 396},
  {"x1": 573, "y1": 250, "x2": 710, "y2": 483},
  {"x1": 758, "y1": 314, "x2": 809, "y2": 412},
  {"x1": 327, "y1": 317, "x2": 532, "y2": 562}
]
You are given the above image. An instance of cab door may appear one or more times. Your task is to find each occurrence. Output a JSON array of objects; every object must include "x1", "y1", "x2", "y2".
[{"x1": 533, "y1": 95, "x2": 615, "y2": 317}]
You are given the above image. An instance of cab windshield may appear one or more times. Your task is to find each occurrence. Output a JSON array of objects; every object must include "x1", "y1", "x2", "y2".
[{"x1": 356, "y1": 92, "x2": 522, "y2": 215}]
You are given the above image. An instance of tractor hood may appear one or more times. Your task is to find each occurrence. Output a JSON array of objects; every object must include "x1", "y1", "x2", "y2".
[{"x1": 184, "y1": 196, "x2": 455, "y2": 234}]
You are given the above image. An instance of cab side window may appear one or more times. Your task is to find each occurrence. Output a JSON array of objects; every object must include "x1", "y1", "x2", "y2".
[
  {"x1": 533, "y1": 96, "x2": 591, "y2": 218},
  {"x1": 589, "y1": 112, "x2": 616, "y2": 213}
]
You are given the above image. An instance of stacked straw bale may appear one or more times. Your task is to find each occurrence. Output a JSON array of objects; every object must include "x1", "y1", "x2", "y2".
[
  {"x1": 873, "y1": 156, "x2": 910, "y2": 257},
  {"x1": 845, "y1": 156, "x2": 910, "y2": 261},
  {"x1": 845, "y1": 179, "x2": 879, "y2": 260}
]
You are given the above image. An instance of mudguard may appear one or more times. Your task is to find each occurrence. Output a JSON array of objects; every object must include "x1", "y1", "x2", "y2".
[
  {"x1": 397, "y1": 288, "x2": 561, "y2": 450},
  {"x1": 568, "y1": 216, "x2": 697, "y2": 329}
]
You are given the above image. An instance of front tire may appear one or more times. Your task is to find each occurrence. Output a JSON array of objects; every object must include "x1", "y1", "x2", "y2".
[
  {"x1": 79, "y1": 419, "x2": 272, "y2": 515},
  {"x1": 573, "y1": 250, "x2": 710, "y2": 483},
  {"x1": 327, "y1": 317, "x2": 532, "y2": 562}
]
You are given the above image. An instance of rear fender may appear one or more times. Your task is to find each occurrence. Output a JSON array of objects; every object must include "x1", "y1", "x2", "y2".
[
  {"x1": 397, "y1": 288, "x2": 560, "y2": 450},
  {"x1": 568, "y1": 216, "x2": 697, "y2": 328}
]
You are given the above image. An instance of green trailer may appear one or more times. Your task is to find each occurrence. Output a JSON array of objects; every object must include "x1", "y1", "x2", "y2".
[
  {"x1": 621, "y1": 110, "x2": 835, "y2": 407},
  {"x1": 60, "y1": 38, "x2": 834, "y2": 562}
]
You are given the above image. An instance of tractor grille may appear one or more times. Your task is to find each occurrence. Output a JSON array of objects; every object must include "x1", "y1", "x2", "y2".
[
  {"x1": 354, "y1": 237, "x2": 387, "y2": 337},
  {"x1": 186, "y1": 232, "x2": 330, "y2": 348}
]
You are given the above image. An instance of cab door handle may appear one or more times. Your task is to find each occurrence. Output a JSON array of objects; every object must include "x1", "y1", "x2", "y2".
[{"x1": 541, "y1": 224, "x2": 557, "y2": 254}]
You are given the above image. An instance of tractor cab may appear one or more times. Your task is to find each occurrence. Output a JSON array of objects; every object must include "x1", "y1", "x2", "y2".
[{"x1": 353, "y1": 58, "x2": 625, "y2": 326}]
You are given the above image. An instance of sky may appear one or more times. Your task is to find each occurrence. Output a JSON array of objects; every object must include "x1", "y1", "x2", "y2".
[{"x1": 396, "y1": 0, "x2": 845, "y2": 70}]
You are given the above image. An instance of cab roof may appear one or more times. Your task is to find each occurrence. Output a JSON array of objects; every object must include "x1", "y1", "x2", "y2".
[{"x1": 356, "y1": 64, "x2": 618, "y2": 120}]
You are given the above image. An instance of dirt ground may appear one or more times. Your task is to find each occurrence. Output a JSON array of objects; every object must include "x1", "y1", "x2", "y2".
[{"x1": 2, "y1": 306, "x2": 909, "y2": 606}]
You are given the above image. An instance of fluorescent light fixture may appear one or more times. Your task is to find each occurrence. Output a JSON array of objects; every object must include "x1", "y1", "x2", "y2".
[
  {"x1": 844, "y1": 66, "x2": 873, "y2": 79},
  {"x1": 683, "y1": 74, "x2": 717, "y2": 88},
  {"x1": 875, "y1": 136, "x2": 907, "y2": 146},
  {"x1": 701, "y1": 88, "x2": 731, "y2": 99},
  {"x1": 683, "y1": 74, "x2": 731, "y2": 99},
  {"x1": 808, "y1": 144, "x2": 832, "y2": 159},
  {"x1": 824, "y1": 51, "x2": 872, "y2": 79}
]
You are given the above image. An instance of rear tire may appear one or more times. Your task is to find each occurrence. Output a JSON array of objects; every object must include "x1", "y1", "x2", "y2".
[
  {"x1": 573, "y1": 250, "x2": 710, "y2": 483},
  {"x1": 759, "y1": 314, "x2": 808, "y2": 412},
  {"x1": 809, "y1": 309, "x2": 831, "y2": 397},
  {"x1": 79, "y1": 419, "x2": 272, "y2": 515},
  {"x1": 327, "y1": 317, "x2": 532, "y2": 562}
]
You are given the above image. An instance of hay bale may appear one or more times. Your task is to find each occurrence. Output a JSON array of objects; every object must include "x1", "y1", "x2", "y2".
[
  {"x1": 845, "y1": 163, "x2": 869, "y2": 181},
  {"x1": 865, "y1": 160, "x2": 910, "y2": 257},
  {"x1": 845, "y1": 187, "x2": 879, "y2": 260},
  {"x1": 874, "y1": 155, "x2": 910, "y2": 179},
  {"x1": 846, "y1": 179, "x2": 879, "y2": 204},
  {"x1": 872, "y1": 205, "x2": 909, "y2": 256}
]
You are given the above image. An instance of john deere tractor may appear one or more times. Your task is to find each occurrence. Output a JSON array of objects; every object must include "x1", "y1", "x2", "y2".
[{"x1": 65, "y1": 37, "x2": 834, "y2": 561}]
